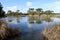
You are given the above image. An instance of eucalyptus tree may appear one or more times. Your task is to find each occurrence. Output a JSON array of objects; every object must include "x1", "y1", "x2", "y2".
[
  {"x1": 7, "y1": 10, "x2": 13, "y2": 16},
  {"x1": 15, "y1": 10, "x2": 21, "y2": 16},
  {"x1": 27, "y1": 8, "x2": 34, "y2": 15},
  {"x1": 44, "y1": 10, "x2": 54, "y2": 22},
  {"x1": 35, "y1": 8, "x2": 43, "y2": 15},
  {"x1": 15, "y1": 10, "x2": 20, "y2": 23},
  {"x1": 44, "y1": 10, "x2": 53, "y2": 15}
]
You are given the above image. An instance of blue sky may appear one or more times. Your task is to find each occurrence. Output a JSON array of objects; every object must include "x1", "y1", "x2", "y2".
[{"x1": 0, "y1": 0, "x2": 60, "y2": 13}]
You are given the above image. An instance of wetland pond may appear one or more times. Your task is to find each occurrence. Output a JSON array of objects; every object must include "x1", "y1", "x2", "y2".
[{"x1": 1, "y1": 16, "x2": 60, "y2": 40}]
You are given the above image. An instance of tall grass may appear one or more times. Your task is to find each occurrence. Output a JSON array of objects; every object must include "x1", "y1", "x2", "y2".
[
  {"x1": 43, "y1": 22, "x2": 60, "y2": 40},
  {"x1": 0, "y1": 20, "x2": 20, "y2": 40}
]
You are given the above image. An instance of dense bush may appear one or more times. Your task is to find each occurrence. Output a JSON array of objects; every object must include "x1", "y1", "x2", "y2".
[{"x1": 0, "y1": 3, "x2": 5, "y2": 17}]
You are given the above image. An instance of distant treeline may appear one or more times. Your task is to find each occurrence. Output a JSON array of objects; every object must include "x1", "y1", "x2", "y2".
[
  {"x1": 0, "y1": 3, "x2": 60, "y2": 17},
  {"x1": 4, "y1": 9, "x2": 60, "y2": 17},
  {"x1": 5, "y1": 8, "x2": 54, "y2": 16}
]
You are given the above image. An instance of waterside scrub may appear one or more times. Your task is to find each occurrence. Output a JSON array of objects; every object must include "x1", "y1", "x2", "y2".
[
  {"x1": 0, "y1": 20, "x2": 20, "y2": 40},
  {"x1": 43, "y1": 22, "x2": 60, "y2": 40}
]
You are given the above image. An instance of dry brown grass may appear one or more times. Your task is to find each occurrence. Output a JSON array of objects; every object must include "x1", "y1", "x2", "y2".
[
  {"x1": 41, "y1": 14, "x2": 51, "y2": 19},
  {"x1": 41, "y1": 14, "x2": 51, "y2": 22},
  {"x1": 0, "y1": 20, "x2": 20, "y2": 39},
  {"x1": 53, "y1": 15, "x2": 60, "y2": 18},
  {"x1": 43, "y1": 22, "x2": 60, "y2": 40},
  {"x1": 0, "y1": 20, "x2": 8, "y2": 39}
]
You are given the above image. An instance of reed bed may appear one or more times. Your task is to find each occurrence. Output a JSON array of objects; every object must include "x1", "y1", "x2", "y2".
[
  {"x1": 43, "y1": 22, "x2": 60, "y2": 40},
  {"x1": 0, "y1": 20, "x2": 20, "y2": 40}
]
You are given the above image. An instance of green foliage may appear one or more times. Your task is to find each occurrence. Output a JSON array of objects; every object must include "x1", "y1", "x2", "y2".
[
  {"x1": 0, "y1": 3, "x2": 54, "y2": 17},
  {"x1": 44, "y1": 10, "x2": 53, "y2": 15},
  {"x1": 0, "y1": 3, "x2": 3, "y2": 11},
  {"x1": 27, "y1": 8, "x2": 34, "y2": 15},
  {"x1": 0, "y1": 3, "x2": 5, "y2": 18},
  {"x1": 36, "y1": 8, "x2": 42, "y2": 13},
  {"x1": 6, "y1": 10, "x2": 22, "y2": 17},
  {"x1": 28, "y1": 8, "x2": 43, "y2": 15}
]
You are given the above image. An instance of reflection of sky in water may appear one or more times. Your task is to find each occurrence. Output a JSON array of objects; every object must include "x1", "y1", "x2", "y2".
[
  {"x1": 1, "y1": 17, "x2": 60, "y2": 33},
  {"x1": 1, "y1": 17, "x2": 60, "y2": 40},
  {"x1": 51, "y1": 17, "x2": 60, "y2": 22},
  {"x1": 20, "y1": 17, "x2": 28, "y2": 23}
]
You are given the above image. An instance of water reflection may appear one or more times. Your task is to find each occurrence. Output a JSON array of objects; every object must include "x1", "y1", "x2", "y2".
[
  {"x1": 17, "y1": 16, "x2": 20, "y2": 23},
  {"x1": 1, "y1": 16, "x2": 60, "y2": 40},
  {"x1": 8, "y1": 16, "x2": 13, "y2": 22},
  {"x1": 7, "y1": 16, "x2": 51, "y2": 24},
  {"x1": 7, "y1": 16, "x2": 20, "y2": 24},
  {"x1": 35, "y1": 16, "x2": 41, "y2": 24},
  {"x1": 28, "y1": 16, "x2": 41, "y2": 24},
  {"x1": 41, "y1": 16, "x2": 51, "y2": 22},
  {"x1": 28, "y1": 16, "x2": 34, "y2": 23},
  {"x1": 45, "y1": 17, "x2": 51, "y2": 22}
]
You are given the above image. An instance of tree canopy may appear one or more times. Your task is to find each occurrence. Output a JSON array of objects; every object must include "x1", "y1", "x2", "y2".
[
  {"x1": 44, "y1": 10, "x2": 54, "y2": 15},
  {"x1": 0, "y1": 3, "x2": 5, "y2": 17},
  {"x1": 0, "y1": 2, "x2": 54, "y2": 17}
]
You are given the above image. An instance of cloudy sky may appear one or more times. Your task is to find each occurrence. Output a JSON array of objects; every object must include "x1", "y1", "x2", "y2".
[{"x1": 0, "y1": 0, "x2": 60, "y2": 13}]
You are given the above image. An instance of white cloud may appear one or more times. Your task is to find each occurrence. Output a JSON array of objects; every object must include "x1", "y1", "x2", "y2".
[
  {"x1": 42, "y1": 1, "x2": 60, "y2": 13},
  {"x1": 6, "y1": 6, "x2": 17, "y2": 12},
  {"x1": 26, "y1": 1, "x2": 32, "y2": 7}
]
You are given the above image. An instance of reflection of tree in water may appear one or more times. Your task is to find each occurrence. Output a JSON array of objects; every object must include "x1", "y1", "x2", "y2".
[
  {"x1": 28, "y1": 15, "x2": 41, "y2": 24},
  {"x1": 17, "y1": 16, "x2": 20, "y2": 23},
  {"x1": 45, "y1": 17, "x2": 51, "y2": 22},
  {"x1": 28, "y1": 15, "x2": 34, "y2": 23},
  {"x1": 36, "y1": 19, "x2": 41, "y2": 24},
  {"x1": 35, "y1": 16, "x2": 41, "y2": 24},
  {"x1": 8, "y1": 16, "x2": 13, "y2": 22},
  {"x1": 8, "y1": 16, "x2": 20, "y2": 23}
]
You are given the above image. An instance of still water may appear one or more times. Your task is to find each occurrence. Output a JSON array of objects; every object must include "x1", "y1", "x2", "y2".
[{"x1": 1, "y1": 16, "x2": 60, "y2": 40}]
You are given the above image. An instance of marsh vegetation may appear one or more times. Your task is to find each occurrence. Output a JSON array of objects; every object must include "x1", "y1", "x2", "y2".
[{"x1": 0, "y1": 2, "x2": 60, "y2": 40}]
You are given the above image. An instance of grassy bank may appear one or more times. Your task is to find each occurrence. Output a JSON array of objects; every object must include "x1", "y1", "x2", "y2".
[
  {"x1": 0, "y1": 20, "x2": 20, "y2": 40},
  {"x1": 41, "y1": 14, "x2": 60, "y2": 18},
  {"x1": 43, "y1": 22, "x2": 60, "y2": 40}
]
